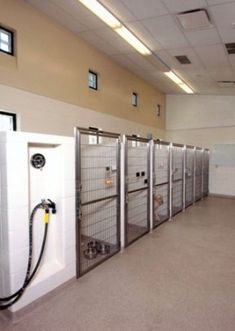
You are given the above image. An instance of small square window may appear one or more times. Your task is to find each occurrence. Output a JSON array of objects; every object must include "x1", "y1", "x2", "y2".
[
  {"x1": 156, "y1": 104, "x2": 161, "y2": 117},
  {"x1": 0, "y1": 111, "x2": 17, "y2": 131},
  {"x1": 0, "y1": 27, "x2": 14, "y2": 56},
  {"x1": 132, "y1": 92, "x2": 138, "y2": 107},
  {"x1": 88, "y1": 70, "x2": 98, "y2": 90}
]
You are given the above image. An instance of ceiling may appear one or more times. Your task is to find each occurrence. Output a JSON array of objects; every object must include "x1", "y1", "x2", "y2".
[{"x1": 25, "y1": 0, "x2": 235, "y2": 95}]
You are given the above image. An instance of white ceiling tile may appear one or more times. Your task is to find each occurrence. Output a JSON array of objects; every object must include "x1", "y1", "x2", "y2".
[
  {"x1": 125, "y1": 53, "x2": 156, "y2": 72},
  {"x1": 194, "y1": 44, "x2": 229, "y2": 67},
  {"x1": 216, "y1": 26, "x2": 235, "y2": 43},
  {"x1": 207, "y1": 67, "x2": 235, "y2": 80},
  {"x1": 120, "y1": 0, "x2": 168, "y2": 20},
  {"x1": 49, "y1": 0, "x2": 106, "y2": 29},
  {"x1": 111, "y1": 54, "x2": 142, "y2": 72},
  {"x1": 99, "y1": 0, "x2": 136, "y2": 22},
  {"x1": 26, "y1": 0, "x2": 88, "y2": 32},
  {"x1": 155, "y1": 50, "x2": 179, "y2": 68},
  {"x1": 210, "y1": 2, "x2": 235, "y2": 42},
  {"x1": 168, "y1": 47, "x2": 203, "y2": 69},
  {"x1": 184, "y1": 28, "x2": 221, "y2": 46},
  {"x1": 95, "y1": 27, "x2": 135, "y2": 54},
  {"x1": 162, "y1": 0, "x2": 207, "y2": 13},
  {"x1": 207, "y1": 0, "x2": 234, "y2": 5},
  {"x1": 228, "y1": 55, "x2": 235, "y2": 67},
  {"x1": 126, "y1": 21, "x2": 162, "y2": 51},
  {"x1": 142, "y1": 15, "x2": 190, "y2": 49}
]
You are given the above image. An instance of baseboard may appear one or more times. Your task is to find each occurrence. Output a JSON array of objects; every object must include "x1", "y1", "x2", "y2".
[
  {"x1": 0, "y1": 277, "x2": 76, "y2": 323},
  {"x1": 209, "y1": 193, "x2": 235, "y2": 199}
]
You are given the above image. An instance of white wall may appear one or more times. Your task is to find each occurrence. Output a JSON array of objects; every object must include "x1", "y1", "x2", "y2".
[
  {"x1": 166, "y1": 94, "x2": 235, "y2": 197},
  {"x1": 166, "y1": 94, "x2": 235, "y2": 131},
  {"x1": 0, "y1": 84, "x2": 165, "y2": 139}
]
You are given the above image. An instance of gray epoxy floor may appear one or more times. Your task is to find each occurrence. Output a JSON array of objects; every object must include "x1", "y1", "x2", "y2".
[{"x1": 1, "y1": 197, "x2": 235, "y2": 331}]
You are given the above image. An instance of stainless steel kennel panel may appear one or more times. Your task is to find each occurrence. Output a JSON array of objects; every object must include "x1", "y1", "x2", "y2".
[
  {"x1": 125, "y1": 136, "x2": 150, "y2": 246},
  {"x1": 185, "y1": 146, "x2": 195, "y2": 208},
  {"x1": 171, "y1": 143, "x2": 184, "y2": 216},
  {"x1": 195, "y1": 147, "x2": 203, "y2": 202},
  {"x1": 75, "y1": 128, "x2": 120, "y2": 277},
  {"x1": 202, "y1": 149, "x2": 210, "y2": 197},
  {"x1": 153, "y1": 140, "x2": 170, "y2": 227}
]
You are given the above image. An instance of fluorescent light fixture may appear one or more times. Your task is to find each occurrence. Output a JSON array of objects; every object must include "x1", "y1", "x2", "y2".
[
  {"x1": 164, "y1": 71, "x2": 194, "y2": 94},
  {"x1": 115, "y1": 26, "x2": 151, "y2": 55},
  {"x1": 78, "y1": 0, "x2": 151, "y2": 56},
  {"x1": 180, "y1": 83, "x2": 194, "y2": 94},
  {"x1": 78, "y1": 0, "x2": 121, "y2": 29}
]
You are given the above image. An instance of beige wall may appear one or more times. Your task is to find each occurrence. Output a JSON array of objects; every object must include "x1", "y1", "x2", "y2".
[
  {"x1": 0, "y1": 0, "x2": 165, "y2": 130},
  {"x1": 0, "y1": 84, "x2": 165, "y2": 139}
]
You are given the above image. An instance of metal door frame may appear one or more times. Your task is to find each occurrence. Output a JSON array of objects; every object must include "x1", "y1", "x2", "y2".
[
  {"x1": 75, "y1": 127, "x2": 121, "y2": 277},
  {"x1": 171, "y1": 143, "x2": 184, "y2": 217},
  {"x1": 152, "y1": 139, "x2": 170, "y2": 228},
  {"x1": 194, "y1": 147, "x2": 203, "y2": 202},
  {"x1": 124, "y1": 135, "x2": 150, "y2": 247},
  {"x1": 202, "y1": 148, "x2": 210, "y2": 197},
  {"x1": 185, "y1": 145, "x2": 195, "y2": 208}
]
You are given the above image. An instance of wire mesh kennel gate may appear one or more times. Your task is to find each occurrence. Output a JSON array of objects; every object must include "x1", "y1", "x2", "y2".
[
  {"x1": 171, "y1": 143, "x2": 184, "y2": 216},
  {"x1": 124, "y1": 135, "x2": 150, "y2": 247},
  {"x1": 202, "y1": 149, "x2": 210, "y2": 197},
  {"x1": 153, "y1": 140, "x2": 170, "y2": 228},
  {"x1": 194, "y1": 147, "x2": 203, "y2": 202},
  {"x1": 185, "y1": 145, "x2": 195, "y2": 208},
  {"x1": 75, "y1": 128, "x2": 121, "y2": 277}
]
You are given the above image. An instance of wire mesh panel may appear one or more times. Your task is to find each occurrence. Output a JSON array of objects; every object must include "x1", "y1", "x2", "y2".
[
  {"x1": 153, "y1": 141, "x2": 170, "y2": 228},
  {"x1": 202, "y1": 149, "x2": 210, "y2": 197},
  {"x1": 75, "y1": 128, "x2": 120, "y2": 277},
  {"x1": 172, "y1": 144, "x2": 184, "y2": 216},
  {"x1": 195, "y1": 147, "x2": 203, "y2": 202},
  {"x1": 125, "y1": 136, "x2": 150, "y2": 246},
  {"x1": 185, "y1": 146, "x2": 195, "y2": 208}
]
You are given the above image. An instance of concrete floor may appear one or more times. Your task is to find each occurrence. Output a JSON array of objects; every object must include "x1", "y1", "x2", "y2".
[{"x1": 1, "y1": 197, "x2": 235, "y2": 331}]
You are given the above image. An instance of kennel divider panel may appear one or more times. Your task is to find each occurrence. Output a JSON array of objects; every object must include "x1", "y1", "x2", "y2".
[
  {"x1": 202, "y1": 149, "x2": 210, "y2": 197},
  {"x1": 124, "y1": 136, "x2": 150, "y2": 247},
  {"x1": 171, "y1": 143, "x2": 184, "y2": 216},
  {"x1": 195, "y1": 147, "x2": 203, "y2": 202},
  {"x1": 153, "y1": 140, "x2": 170, "y2": 228},
  {"x1": 75, "y1": 128, "x2": 121, "y2": 277},
  {"x1": 185, "y1": 145, "x2": 195, "y2": 208}
]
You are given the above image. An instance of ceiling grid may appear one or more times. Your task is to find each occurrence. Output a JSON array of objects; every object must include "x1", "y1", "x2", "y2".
[{"x1": 26, "y1": 0, "x2": 235, "y2": 95}]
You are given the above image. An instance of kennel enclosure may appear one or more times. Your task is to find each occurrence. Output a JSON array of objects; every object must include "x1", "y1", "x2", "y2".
[
  {"x1": 152, "y1": 140, "x2": 170, "y2": 227},
  {"x1": 124, "y1": 136, "x2": 150, "y2": 246},
  {"x1": 195, "y1": 147, "x2": 203, "y2": 202},
  {"x1": 185, "y1": 146, "x2": 195, "y2": 208},
  {"x1": 171, "y1": 143, "x2": 184, "y2": 216},
  {"x1": 75, "y1": 128, "x2": 121, "y2": 276},
  {"x1": 202, "y1": 149, "x2": 210, "y2": 197}
]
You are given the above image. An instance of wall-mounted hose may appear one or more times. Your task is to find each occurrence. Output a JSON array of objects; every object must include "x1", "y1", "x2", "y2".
[{"x1": 0, "y1": 199, "x2": 56, "y2": 310}]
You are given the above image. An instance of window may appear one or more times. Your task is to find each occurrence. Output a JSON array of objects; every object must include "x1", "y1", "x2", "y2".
[
  {"x1": 88, "y1": 70, "x2": 98, "y2": 90},
  {"x1": 156, "y1": 104, "x2": 161, "y2": 117},
  {"x1": 0, "y1": 27, "x2": 14, "y2": 55},
  {"x1": 0, "y1": 111, "x2": 17, "y2": 131},
  {"x1": 132, "y1": 92, "x2": 138, "y2": 107}
]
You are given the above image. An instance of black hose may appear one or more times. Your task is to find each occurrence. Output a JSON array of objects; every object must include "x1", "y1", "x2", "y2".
[{"x1": 0, "y1": 203, "x2": 49, "y2": 310}]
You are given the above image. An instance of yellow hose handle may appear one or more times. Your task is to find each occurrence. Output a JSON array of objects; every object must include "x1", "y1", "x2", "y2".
[{"x1": 44, "y1": 210, "x2": 49, "y2": 224}]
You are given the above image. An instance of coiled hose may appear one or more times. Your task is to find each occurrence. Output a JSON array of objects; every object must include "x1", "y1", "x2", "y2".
[{"x1": 0, "y1": 202, "x2": 50, "y2": 310}]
